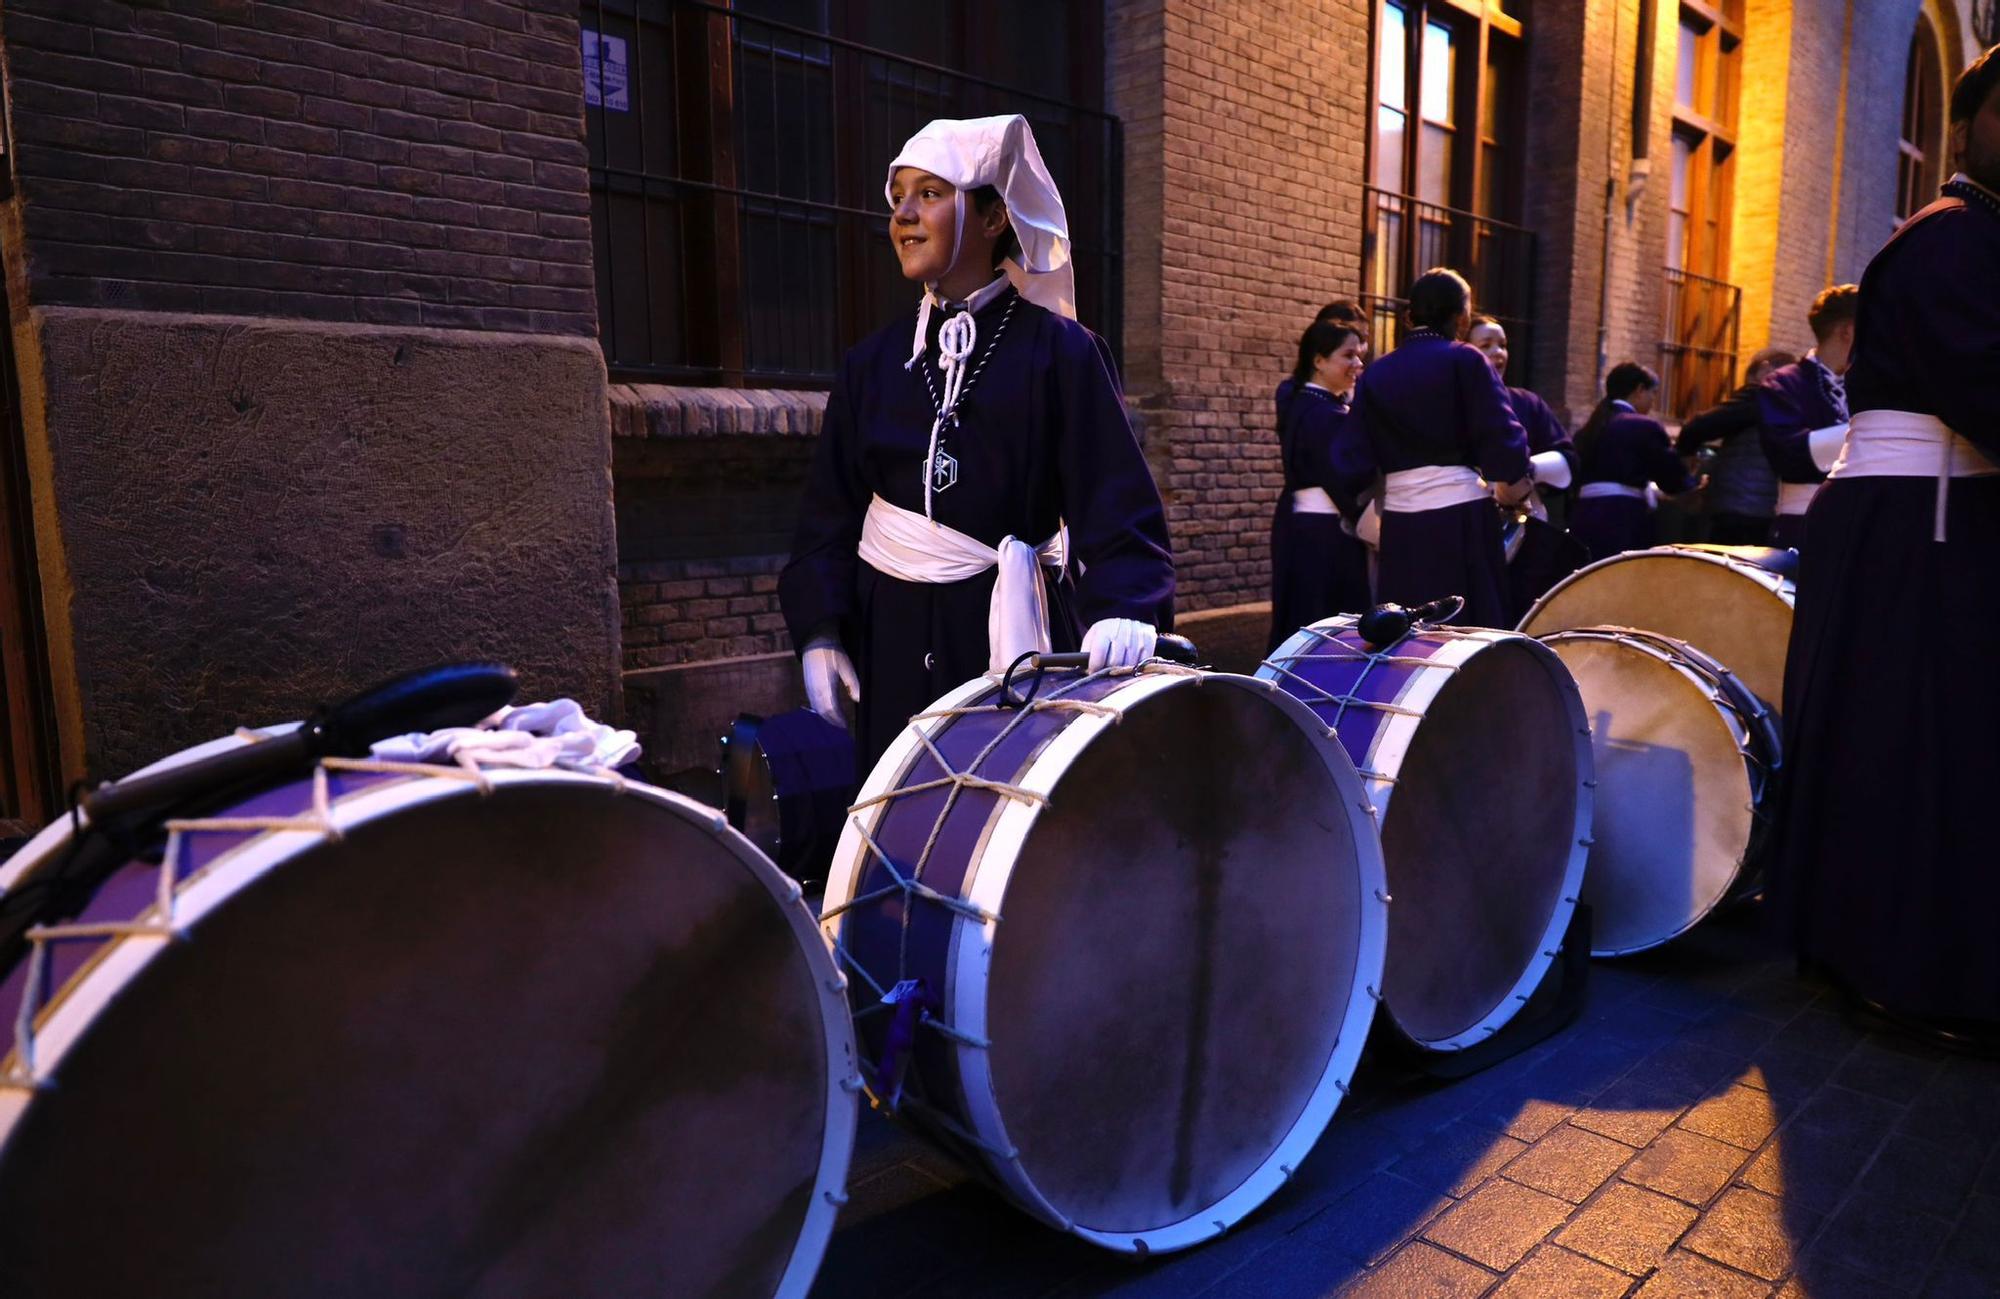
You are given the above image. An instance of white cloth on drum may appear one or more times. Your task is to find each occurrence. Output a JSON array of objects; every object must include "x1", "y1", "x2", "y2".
[
  {"x1": 1528, "y1": 450, "x2": 1573, "y2": 490},
  {"x1": 1577, "y1": 482, "x2": 1646, "y2": 501},
  {"x1": 1830, "y1": 408, "x2": 2000, "y2": 542},
  {"x1": 1775, "y1": 482, "x2": 1819, "y2": 516},
  {"x1": 1291, "y1": 486, "x2": 1339, "y2": 516},
  {"x1": 857, "y1": 493, "x2": 1068, "y2": 672},
  {"x1": 371, "y1": 698, "x2": 641, "y2": 771},
  {"x1": 1382, "y1": 465, "x2": 1490, "y2": 513}
]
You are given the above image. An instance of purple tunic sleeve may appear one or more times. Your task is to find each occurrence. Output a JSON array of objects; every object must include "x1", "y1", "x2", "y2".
[
  {"x1": 1511, "y1": 387, "x2": 1577, "y2": 478},
  {"x1": 1756, "y1": 367, "x2": 1832, "y2": 484},
  {"x1": 777, "y1": 354, "x2": 868, "y2": 651},
  {"x1": 1461, "y1": 348, "x2": 1531, "y2": 484},
  {"x1": 1638, "y1": 418, "x2": 1696, "y2": 492},
  {"x1": 1676, "y1": 384, "x2": 1761, "y2": 453},
  {"x1": 1055, "y1": 324, "x2": 1177, "y2": 630}
]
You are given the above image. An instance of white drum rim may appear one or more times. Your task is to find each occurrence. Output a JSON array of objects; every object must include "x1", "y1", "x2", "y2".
[
  {"x1": 1257, "y1": 620, "x2": 1593, "y2": 1052},
  {"x1": 1541, "y1": 628, "x2": 1762, "y2": 958},
  {"x1": 3, "y1": 765, "x2": 857, "y2": 1299},
  {"x1": 821, "y1": 667, "x2": 1390, "y2": 1254},
  {"x1": 1517, "y1": 544, "x2": 1795, "y2": 635}
]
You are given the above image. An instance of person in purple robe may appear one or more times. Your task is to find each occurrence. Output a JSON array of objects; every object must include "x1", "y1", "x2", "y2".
[
  {"x1": 779, "y1": 116, "x2": 1175, "y2": 770},
  {"x1": 1758, "y1": 285, "x2": 1858, "y2": 550},
  {"x1": 1567, "y1": 363, "x2": 1701, "y2": 562},
  {"x1": 1772, "y1": 46, "x2": 2000, "y2": 1052},
  {"x1": 1273, "y1": 299, "x2": 1367, "y2": 415},
  {"x1": 1268, "y1": 317, "x2": 1371, "y2": 650},
  {"x1": 1467, "y1": 316, "x2": 1590, "y2": 617},
  {"x1": 1675, "y1": 347, "x2": 1793, "y2": 545},
  {"x1": 1340, "y1": 270, "x2": 1531, "y2": 629}
]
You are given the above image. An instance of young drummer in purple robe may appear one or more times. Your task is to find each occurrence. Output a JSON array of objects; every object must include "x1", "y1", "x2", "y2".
[
  {"x1": 1773, "y1": 47, "x2": 2000, "y2": 1050},
  {"x1": 1345, "y1": 269, "x2": 1532, "y2": 628},
  {"x1": 780, "y1": 116, "x2": 1175, "y2": 770},
  {"x1": 1757, "y1": 285, "x2": 1858, "y2": 551},
  {"x1": 1567, "y1": 363, "x2": 1701, "y2": 562},
  {"x1": 1467, "y1": 316, "x2": 1588, "y2": 616},
  {"x1": 1268, "y1": 318, "x2": 1371, "y2": 650},
  {"x1": 1676, "y1": 347, "x2": 1793, "y2": 545}
]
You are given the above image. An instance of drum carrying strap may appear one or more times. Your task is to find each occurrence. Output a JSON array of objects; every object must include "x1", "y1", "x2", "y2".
[{"x1": 857, "y1": 494, "x2": 1068, "y2": 672}]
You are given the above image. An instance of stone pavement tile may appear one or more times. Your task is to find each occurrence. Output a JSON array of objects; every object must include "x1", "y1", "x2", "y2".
[
  {"x1": 1680, "y1": 1187, "x2": 1815, "y2": 1282},
  {"x1": 1488, "y1": 1244, "x2": 1635, "y2": 1298},
  {"x1": 1732, "y1": 1046, "x2": 1838, "y2": 1107},
  {"x1": 1287, "y1": 1114, "x2": 1421, "y2": 1209},
  {"x1": 1302, "y1": 1171, "x2": 1454, "y2": 1268},
  {"x1": 1579, "y1": 1000, "x2": 1701, "y2": 1052},
  {"x1": 1337, "y1": 1241, "x2": 1494, "y2": 1298},
  {"x1": 1622, "y1": 1129, "x2": 1753, "y2": 1206},
  {"x1": 1364, "y1": 1079, "x2": 1504, "y2": 1151},
  {"x1": 1468, "y1": 1093, "x2": 1579, "y2": 1143},
  {"x1": 1831, "y1": 1037, "x2": 1950, "y2": 1105},
  {"x1": 1631, "y1": 1249, "x2": 1773, "y2": 1298},
  {"x1": 1851, "y1": 1133, "x2": 1987, "y2": 1220},
  {"x1": 1919, "y1": 1263, "x2": 2000, "y2": 1298},
  {"x1": 1557, "y1": 1182, "x2": 1700, "y2": 1276},
  {"x1": 1573, "y1": 1075, "x2": 1696, "y2": 1147},
  {"x1": 1525, "y1": 1036, "x2": 1654, "y2": 1106},
  {"x1": 1589, "y1": 963, "x2": 1666, "y2": 1007},
  {"x1": 1678, "y1": 1084, "x2": 1786, "y2": 1151},
  {"x1": 1420, "y1": 1177, "x2": 1573, "y2": 1270},
  {"x1": 1676, "y1": 1008, "x2": 1784, "y2": 1060},
  {"x1": 1739, "y1": 1119, "x2": 1881, "y2": 1215},
  {"x1": 1196, "y1": 1231, "x2": 1369, "y2": 1299},
  {"x1": 1812, "y1": 1190, "x2": 1954, "y2": 1289},
  {"x1": 1775, "y1": 1249, "x2": 1910, "y2": 1299},
  {"x1": 1898, "y1": 1058, "x2": 2000, "y2": 1156},
  {"x1": 1503, "y1": 1122, "x2": 1639, "y2": 1203},
  {"x1": 1726, "y1": 971, "x2": 1826, "y2": 1023},
  {"x1": 1790, "y1": 1085, "x2": 1905, "y2": 1144},
  {"x1": 1635, "y1": 1039, "x2": 1755, "y2": 1102},
  {"x1": 1768, "y1": 1008, "x2": 1868, "y2": 1063},
  {"x1": 1936, "y1": 1192, "x2": 2000, "y2": 1279},
  {"x1": 1388, "y1": 1120, "x2": 1529, "y2": 1198}
]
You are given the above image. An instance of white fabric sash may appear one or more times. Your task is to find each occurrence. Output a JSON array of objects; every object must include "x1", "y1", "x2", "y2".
[
  {"x1": 1292, "y1": 487, "x2": 1339, "y2": 516},
  {"x1": 857, "y1": 494, "x2": 1068, "y2": 672},
  {"x1": 1829, "y1": 409, "x2": 2000, "y2": 542},
  {"x1": 1577, "y1": 481, "x2": 1646, "y2": 501},
  {"x1": 1775, "y1": 482, "x2": 1819, "y2": 516},
  {"x1": 1383, "y1": 465, "x2": 1490, "y2": 513}
]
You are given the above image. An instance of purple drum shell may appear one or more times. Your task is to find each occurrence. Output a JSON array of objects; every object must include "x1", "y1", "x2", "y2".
[
  {"x1": 828, "y1": 667, "x2": 1386, "y2": 1251},
  {"x1": 0, "y1": 763, "x2": 854, "y2": 1299}
]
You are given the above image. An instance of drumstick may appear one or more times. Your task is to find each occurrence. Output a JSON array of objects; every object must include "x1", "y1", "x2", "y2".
[{"x1": 81, "y1": 662, "x2": 520, "y2": 829}]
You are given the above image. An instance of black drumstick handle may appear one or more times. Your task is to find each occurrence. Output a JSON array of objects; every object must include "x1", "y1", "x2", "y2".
[{"x1": 81, "y1": 662, "x2": 519, "y2": 828}]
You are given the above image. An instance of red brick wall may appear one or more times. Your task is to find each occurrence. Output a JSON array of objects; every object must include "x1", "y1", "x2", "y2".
[
  {"x1": 1, "y1": 0, "x2": 594, "y2": 334},
  {"x1": 1108, "y1": 0, "x2": 1370, "y2": 616},
  {"x1": 621, "y1": 556, "x2": 787, "y2": 672}
]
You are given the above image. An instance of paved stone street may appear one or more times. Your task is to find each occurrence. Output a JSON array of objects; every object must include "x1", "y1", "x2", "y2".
[{"x1": 810, "y1": 905, "x2": 2000, "y2": 1298}]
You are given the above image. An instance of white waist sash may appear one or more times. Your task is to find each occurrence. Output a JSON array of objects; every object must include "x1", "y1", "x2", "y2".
[
  {"x1": 1577, "y1": 481, "x2": 1646, "y2": 501},
  {"x1": 1829, "y1": 409, "x2": 2000, "y2": 542},
  {"x1": 1775, "y1": 482, "x2": 1819, "y2": 516},
  {"x1": 1382, "y1": 465, "x2": 1490, "y2": 513},
  {"x1": 857, "y1": 494, "x2": 1068, "y2": 672},
  {"x1": 1291, "y1": 487, "x2": 1339, "y2": 516}
]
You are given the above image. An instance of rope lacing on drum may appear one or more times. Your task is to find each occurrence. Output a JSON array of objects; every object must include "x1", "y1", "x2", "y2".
[
  {"x1": 0, "y1": 753, "x2": 513, "y2": 1094},
  {"x1": 824, "y1": 663, "x2": 1160, "y2": 1163},
  {"x1": 1260, "y1": 624, "x2": 1481, "y2": 789}
]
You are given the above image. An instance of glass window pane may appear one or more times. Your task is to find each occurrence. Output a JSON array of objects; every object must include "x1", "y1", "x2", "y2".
[
  {"x1": 1418, "y1": 121, "x2": 1451, "y2": 205},
  {"x1": 1380, "y1": 2, "x2": 1408, "y2": 111},
  {"x1": 1375, "y1": 105, "x2": 1407, "y2": 191},
  {"x1": 1667, "y1": 212, "x2": 1687, "y2": 270},
  {"x1": 1670, "y1": 132, "x2": 1693, "y2": 210},
  {"x1": 1422, "y1": 21, "x2": 1454, "y2": 124},
  {"x1": 1677, "y1": 20, "x2": 1700, "y2": 109}
]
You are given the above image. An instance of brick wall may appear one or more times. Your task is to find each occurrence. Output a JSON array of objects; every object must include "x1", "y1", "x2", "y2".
[
  {"x1": 2, "y1": 0, "x2": 594, "y2": 334},
  {"x1": 1109, "y1": 0, "x2": 1369, "y2": 617}
]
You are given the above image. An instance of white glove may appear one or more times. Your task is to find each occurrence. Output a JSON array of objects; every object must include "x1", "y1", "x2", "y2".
[
  {"x1": 1528, "y1": 449, "x2": 1574, "y2": 490},
  {"x1": 802, "y1": 637, "x2": 860, "y2": 729},
  {"x1": 1082, "y1": 618, "x2": 1157, "y2": 672},
  {"x1": 1644, "y1": 483, "x2": 1663, "y2": 511}
]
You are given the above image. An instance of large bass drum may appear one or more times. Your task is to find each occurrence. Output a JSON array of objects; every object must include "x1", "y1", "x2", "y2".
[
  {"x1": 820, "y1": 662, "x2": 1387, "y2": 1254},
  {"x1": 1258, "y1": 618, "x2": 1593, "y2": 1052},
  {"x1": 0, "y1": 732, "x2": 857, "y2": 1299},
  {"x1": 1518, "y1": 545, "x2": 1797, "y2": 714},
  {"x1": 1538, "y1": 629, "x2": 1782, "y2": 956}
]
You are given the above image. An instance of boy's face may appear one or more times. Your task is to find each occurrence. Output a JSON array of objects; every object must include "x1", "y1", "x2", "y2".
[
  {"x1": 1952, "y1": 77, "x2": 2000, "y2": 193},
  {"x1": 889, "y1": 168, "x2": 960, "y2": 283}
]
